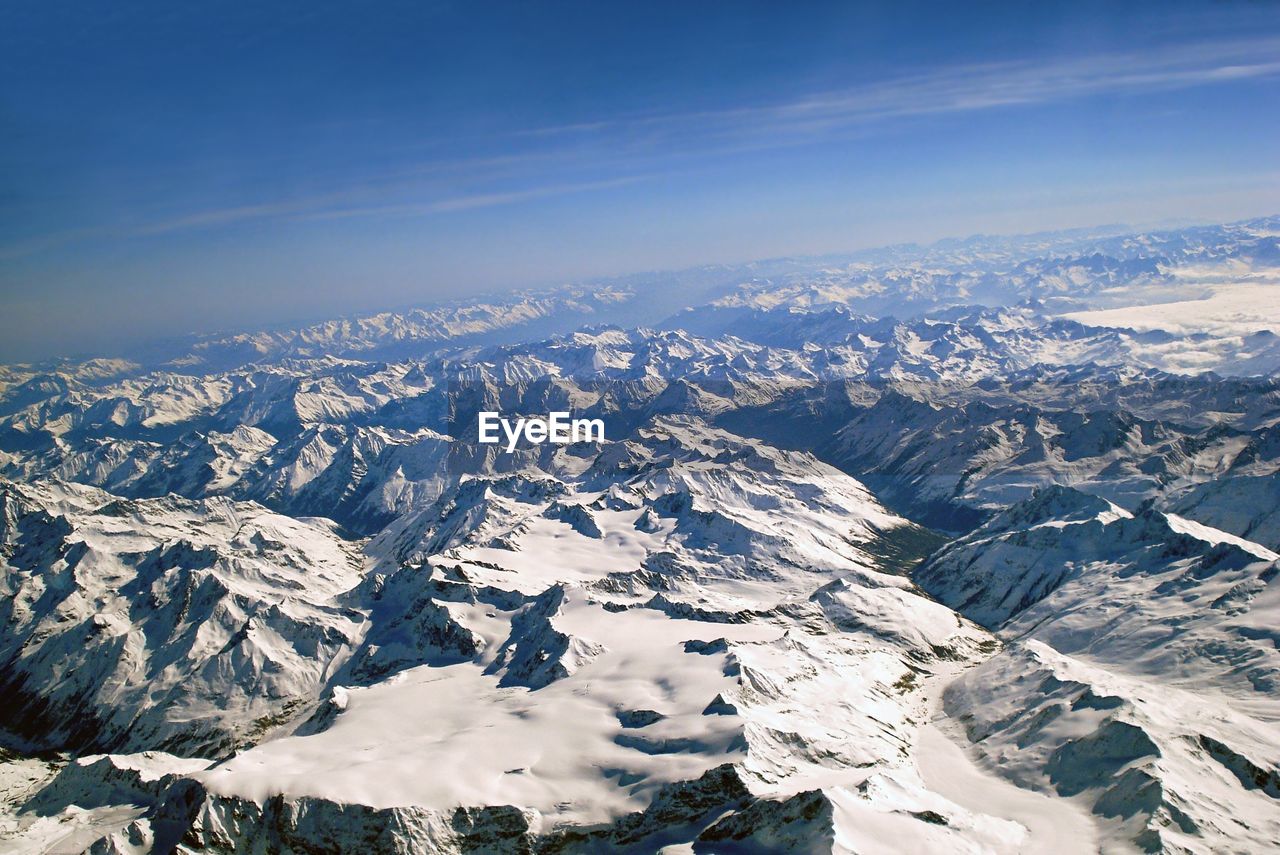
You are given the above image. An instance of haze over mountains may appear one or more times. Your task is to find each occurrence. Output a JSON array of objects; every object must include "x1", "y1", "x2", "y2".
[{"x1": 3, "y1": 216, "x2": 1280, "y2": 853}]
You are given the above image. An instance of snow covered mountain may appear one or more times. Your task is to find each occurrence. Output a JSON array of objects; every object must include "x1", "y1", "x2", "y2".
[
  {"x1": 2, "y1": 217, "x2": 1280, "y2": 853},
  {"x1": 917, "y1": 486, "x2": 1280, "y2": 851}
]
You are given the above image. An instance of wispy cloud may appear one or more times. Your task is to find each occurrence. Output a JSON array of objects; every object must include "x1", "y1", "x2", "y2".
[
  {"x1": 294, "y1": 175, "x2": 651, "y2": 221},
  {"x1": 524, "y1": 35, "x2": 1280, "y2": 146},
  {"x1": 3, "y1": 175, "x2": 654, "y2": 258}
]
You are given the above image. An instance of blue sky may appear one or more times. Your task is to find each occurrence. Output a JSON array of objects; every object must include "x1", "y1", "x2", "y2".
[{"x1": 2, "y1": 0, "x2": 1279, "y2": 361}]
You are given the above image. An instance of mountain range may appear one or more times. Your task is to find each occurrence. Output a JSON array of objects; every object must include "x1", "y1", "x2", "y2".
[{"x1": 2, "y1": 216, "x2": 1280, "y2": 853}]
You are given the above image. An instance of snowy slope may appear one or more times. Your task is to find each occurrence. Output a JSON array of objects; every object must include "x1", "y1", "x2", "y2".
[{"x1": 917, "y1": 486, "x2": 1280, "y2": 851}]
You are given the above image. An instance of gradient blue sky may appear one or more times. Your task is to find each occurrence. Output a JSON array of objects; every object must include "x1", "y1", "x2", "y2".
[{"x1": 2, "y1": 0, "x2": 1279, "y2": 361}]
